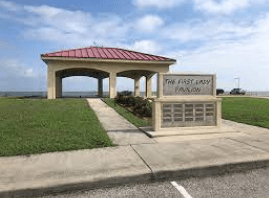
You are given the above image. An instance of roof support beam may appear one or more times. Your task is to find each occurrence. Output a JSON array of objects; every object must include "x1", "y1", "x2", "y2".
[
  {"x1": 109, "y1": 72, "x2": 117, "y2": 98},
  {"x1": 134, "y1": 77, "x2": 141, "y2": 97},
  {"x1": 47, "y1": 66, "x2": 56, "y2": 99},
  {"x1": 56, "y1": 76, "x2": 62, "y2": 98},
  {"x1": 145, "y1": 74, "x2": 154, "y2": 98},
  {"x1": 98, "y1": 78, "x2": 103, "y2": 98}
]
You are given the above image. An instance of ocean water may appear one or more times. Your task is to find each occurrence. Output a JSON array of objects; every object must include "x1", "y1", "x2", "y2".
[
  {"x1": 0, "y1": 91, "x2": 147, "y2": 97},
  {"x1": 0, "y1": 91, "x2": 268, "y2": 98},
  {"x1": 0, "y1": 92, "x2": 103, "y2": 97}
]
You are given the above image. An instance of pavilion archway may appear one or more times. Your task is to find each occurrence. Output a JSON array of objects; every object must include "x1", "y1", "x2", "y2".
[
  {"x1": 117, "y1": 70, "x2": 156, "y2": 97},
  {"x1": 55, "y1": 68, "x2": 109, "y2": 98}
]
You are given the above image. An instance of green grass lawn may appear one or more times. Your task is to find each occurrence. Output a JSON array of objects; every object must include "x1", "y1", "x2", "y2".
[
  {"x1": 103, "y1": 98, "x2": 151, "y2": 127},
  {"x1": 222, "y1": 97, "x2": 269, "y2": 128},
  {"x1": 0, "y1": 98, "x2": 113, "y2": 157}
]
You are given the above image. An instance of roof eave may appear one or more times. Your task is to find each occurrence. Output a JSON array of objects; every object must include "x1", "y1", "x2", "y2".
[{"x1": 41, "y1": 56, "x2": 177, "y2": 65}]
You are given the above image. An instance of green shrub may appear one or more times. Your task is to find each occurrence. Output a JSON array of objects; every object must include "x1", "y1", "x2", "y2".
[
  {"x1": 118, "y1": 90, "x2": 132, "y2": 96},
  {"x1": 115, "y1": 92, "x2": 152, "y2": 118},
  {"x1": 115, "y1": 91, "x2": 132, "y2": 106}
]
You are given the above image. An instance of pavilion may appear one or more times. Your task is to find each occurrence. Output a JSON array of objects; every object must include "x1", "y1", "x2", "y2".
[{"x1": 41, "y1": 47, "x2": 176, "y2": 99}]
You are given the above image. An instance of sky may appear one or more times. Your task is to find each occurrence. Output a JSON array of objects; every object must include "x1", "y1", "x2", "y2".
[{"x1": 0, "y1": 0, "x2": 269, "y2": 93}]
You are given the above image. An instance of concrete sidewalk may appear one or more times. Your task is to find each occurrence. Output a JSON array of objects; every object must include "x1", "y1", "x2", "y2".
[
  {"x1": 0, "y1": 146, "x2": 152, "y2": 197},
  {"x1": 87, "y1": 99, "x2": 155, "y2": 145},
  {"x1": 2, "y1": 133, "x2": 269, "y2": 197},
  {"x1": 2, "y1": 99, "x2": 269, "y2": 197}
]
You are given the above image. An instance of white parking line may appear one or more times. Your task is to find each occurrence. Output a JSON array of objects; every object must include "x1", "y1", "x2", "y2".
[{"x1": 171, "y1": 181, "x2": 192, "y2": 198}]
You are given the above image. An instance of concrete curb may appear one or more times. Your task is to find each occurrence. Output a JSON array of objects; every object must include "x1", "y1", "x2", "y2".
[
  {"x1": 0, "y1": 172, "x2": 153, "y2": 198},
  {"x1": 0, "y1": 145, "x2": 152, "y2": 198},
  {"x1": 152, "y1": 159, "x2": 269, "y2": 180},
  {"x1": 2, "y1": 158, "x2": 269, "y2": 197}
]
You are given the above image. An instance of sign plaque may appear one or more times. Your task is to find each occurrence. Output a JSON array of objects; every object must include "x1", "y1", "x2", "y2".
[{"x1": 163, "y1": 74, "x2": 214, "y2": 96}]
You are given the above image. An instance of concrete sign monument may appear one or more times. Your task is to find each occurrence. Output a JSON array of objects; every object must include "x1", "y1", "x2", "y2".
[
  {"x1": 152, "y1": 73, "x2": 222, "y2": 131},
  {"x1": 163, "y1": 75, "x2": 214, "y2": 96}
]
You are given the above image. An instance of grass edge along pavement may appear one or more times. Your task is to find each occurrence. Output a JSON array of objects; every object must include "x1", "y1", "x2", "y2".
[
  {"x1": 222, "y1": 97, "x2": 269, "y2": 129},
  {"x1": 103, "y1": 98, "x2": 151, "y2": 128},
  {"x1": 0, "y1": 98, "x2": 113, "y2": 157}
]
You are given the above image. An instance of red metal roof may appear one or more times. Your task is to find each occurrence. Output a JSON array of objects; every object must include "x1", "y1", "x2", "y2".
[{"x1": 41, "y1": 47, "x2": 176, "y2": 62}]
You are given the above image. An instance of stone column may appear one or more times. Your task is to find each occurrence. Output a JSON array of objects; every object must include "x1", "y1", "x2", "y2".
[
  {"x1": 134, "y1": 77, "x2": 141, "y2": 97},
  {"x1": 47, "y1": 66, "x2": 56, "y2": 99},
  {"x1": 213, "y1": 74, "x2": 217, "y2": 97},
  {"x1": 216, "y1": 98, "x2": 222, "y2": 127},
  {"x1": 56, "y1": 76, "x2": 62, "y2": 98},
  {"x1": 109, "y1": 72, "x2": 117, "y2": 98},
  {"x1": 152, "y1": 100, "x2": 161, "y2": 131},
  {"x1": 145, "y1": 74, "x2": 153, "y2": 98},
  {"x1": 98, "y1": 78, "x2": 103, "y2": 97},
  {"x1": 157, "y1": 73, "x2": 163, "y2": 98}
]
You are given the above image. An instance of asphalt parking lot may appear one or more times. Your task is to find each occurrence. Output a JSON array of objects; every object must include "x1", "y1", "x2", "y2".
[{"x1": 40, "y1": 167, "x2": 269, "y2": 198}]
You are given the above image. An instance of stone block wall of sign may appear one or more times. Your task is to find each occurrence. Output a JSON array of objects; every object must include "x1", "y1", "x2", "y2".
[{"x1": 152, "y1": 73, "x2": 221, "y2": 131}]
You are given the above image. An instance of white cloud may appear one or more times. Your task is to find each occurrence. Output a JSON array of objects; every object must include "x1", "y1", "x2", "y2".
[
  {"x1": 1, "y1": 1, "x2": 130, "y2": 47},
  {"x1": 131, "y1": 40, "x2": 162, "y2": 54},
  {"x1": 193, "y1": 0, "x2": 250, "y2": 14},
  {"x1": 133, "y1": 0, "x2": 186, "y2": 9},
  {"x1": 159, "y1": 13, "x2": 269, "y2": 91},
  {"x1": 132, "y1": 0, "x2": 268, "y2": 14},
  {"x1": 24, "y1": 4, "x2": 62, "y2": 17},
  {"x1": 199, "y1": 0, "x2": 268, "y2": 15},
  {"x1": 169, "y1": 14, "x2": 269, "y2": 91},
  {"x1": 172, "y1": 43, "x2": 269, "y2": 91},
  {"x1": 0, "y1": 0, "x2": 21, "y2": 11},
  {"x1": 23, "y1": 5, "x2": 92, "y2": 34},
  {"x1": 24, "y1": 68, "x2": 34, "y2": 77},
  {"x1": 91, "y1": 16, "x2": 129, "y2": 39},
  {"x1": 135, "y1": 15, "x2": 164, "y2": 32},
  {"x1": 0, "y1": 59, "x2": 35, "y2": 78},
  {"x1": 163, "y1": 18, "x2": 255, "y2": 43}
]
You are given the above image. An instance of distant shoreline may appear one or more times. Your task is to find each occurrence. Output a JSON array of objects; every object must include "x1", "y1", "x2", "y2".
[{"x1": 0, "y1": 91, "x2": 269, "y2": 98}]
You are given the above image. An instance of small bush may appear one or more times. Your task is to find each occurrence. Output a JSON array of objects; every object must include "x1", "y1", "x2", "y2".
[
  {"x1": 115, "y1": 91, "x2": 134, "y2": 106},
  {"x1": 133, "y1": 98, "x2": 152, "y2": 117},
  {"x1": 115, "y1": 91, "x2": 152, "y2": 118},
  {"x1": 118, "y1": 90, "x2": 132, "y2": 96}
]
